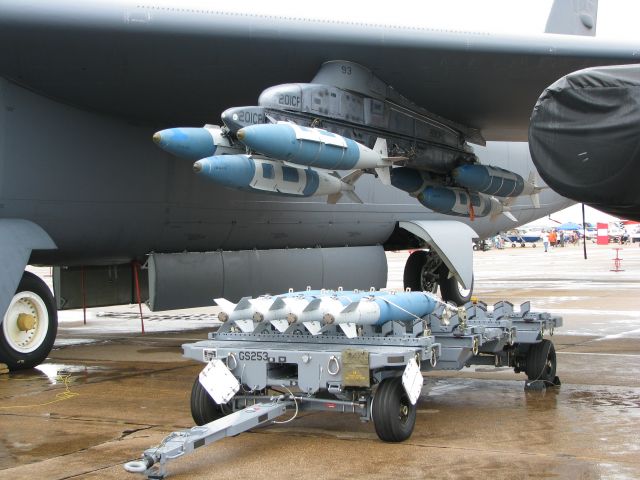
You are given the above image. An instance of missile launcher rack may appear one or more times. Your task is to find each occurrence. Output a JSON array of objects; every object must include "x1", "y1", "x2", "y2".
[{"x1": 125, "y1": 290, "x2": 561, "y2": 479}]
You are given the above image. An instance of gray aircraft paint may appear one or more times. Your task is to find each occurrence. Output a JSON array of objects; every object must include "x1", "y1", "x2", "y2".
[{"x1": 0, "y1": 77, "x2": 566, "y2": 263}]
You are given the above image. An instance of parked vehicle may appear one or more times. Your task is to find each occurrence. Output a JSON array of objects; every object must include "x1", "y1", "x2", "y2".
[{"x1": 506, "y1": 229, "x2": 541, "y2": 247}]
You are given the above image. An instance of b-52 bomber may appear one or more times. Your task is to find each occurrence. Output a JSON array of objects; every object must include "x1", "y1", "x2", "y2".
[
  {"x1": 2, "y1": 0, "x2": 639, "y2": 372},
  {"x1": 155, "y1": 61, "x2": 541, "y2": 222}
]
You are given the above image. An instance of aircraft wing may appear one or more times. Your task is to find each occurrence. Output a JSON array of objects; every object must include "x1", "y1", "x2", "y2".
[{"x1": 0, "y1": 1, "x2": 638, "y2": 141}]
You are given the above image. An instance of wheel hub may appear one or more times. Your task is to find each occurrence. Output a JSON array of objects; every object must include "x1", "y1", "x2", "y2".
[
  {"x1": 419, "y1": 253, "x2": 442, "y2": 293},
  {"x1": 17, "y1": 313, "x2": 37, "y2": 332},
  {"x1": 3, "y1": 291, "x2": 49, "y2": 354}
]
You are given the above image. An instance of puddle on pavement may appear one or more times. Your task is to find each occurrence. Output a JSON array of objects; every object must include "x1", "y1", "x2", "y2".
[
  {"x1": 568, "y1": 389, "x2": 640, "y2": 410},
  {"x1": 35, "y1": 363, "x2": 112, "y2": 384},
  {"x1": 0, "y1": 363, "x2": 111, "y2": 386}
]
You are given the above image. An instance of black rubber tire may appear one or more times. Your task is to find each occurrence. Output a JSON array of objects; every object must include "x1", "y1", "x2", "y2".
[
  {"x1": 403, "y1": 250, "x2": 441, "y2": 294},
  {"x1": 0, "y1": 271, "x2": 58, "y2": 370},
  {"x1": 525, "y1": 340, "x2": 557, "y2": 383},
  {"x1": 372, "y1": 376, "x2": 416, "y2": 442},
  {"x1": 190, "y1": 376, "x2": 234, "y2": 425},
  {"x1": 439, "y1": 268, "x2": 474, "y2": 306}
]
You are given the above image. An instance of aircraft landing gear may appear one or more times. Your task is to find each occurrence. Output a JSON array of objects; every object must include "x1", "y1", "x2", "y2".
[
  {"x1": 403, "y1": 250, "x2": 440, "y2": 294},
  {"x1": 403, "y1": 250, "x2": 473, "y2": 305},
  {"x1": 439, "y1": 271, "x2": 473, "y2": 306},
  {"x1": 0, "y1": 271, "x2": 58, "y2": 370}
]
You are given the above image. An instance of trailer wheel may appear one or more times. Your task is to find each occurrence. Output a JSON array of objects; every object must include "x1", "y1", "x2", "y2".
[
  {"x1": 372, "y1": 376, "x2": 416, "y2": 442},
  {"x1": 0, "y1": 271, "x2": 58, "y2": 370},
  {"x1": 525, "y1": 340, "x2": 556, "y2": 383},
  {"x1": 190, "y1": 376, "x2": 232, "y2": 425}
]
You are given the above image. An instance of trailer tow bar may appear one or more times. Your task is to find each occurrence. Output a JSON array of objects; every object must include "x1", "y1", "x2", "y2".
[{"x1": 124, "y1": 399, "x2": 293, "y2": 479}]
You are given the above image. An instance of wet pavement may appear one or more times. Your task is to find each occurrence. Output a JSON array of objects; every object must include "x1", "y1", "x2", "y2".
[{"x1": 1, "y1": 244, "x2": 639, "y2": 479}]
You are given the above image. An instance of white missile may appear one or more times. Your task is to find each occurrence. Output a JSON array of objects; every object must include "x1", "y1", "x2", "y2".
[{"x1": 194, "y1": 155, "x2": 363, "y2": 203}]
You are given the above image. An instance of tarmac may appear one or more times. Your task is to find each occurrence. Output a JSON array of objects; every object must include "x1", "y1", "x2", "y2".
[{"x1": 1, "y1": 242, "x2": 639, "y2": 479}]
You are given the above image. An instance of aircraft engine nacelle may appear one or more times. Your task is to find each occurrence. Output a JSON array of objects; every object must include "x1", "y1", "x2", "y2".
[{"x1": 529, "y1": 64, "x2": 640, "y2": 221}]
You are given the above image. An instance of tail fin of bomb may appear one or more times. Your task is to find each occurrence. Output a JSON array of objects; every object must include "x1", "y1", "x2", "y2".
[
  {"x1": 527, "y1": 171, "x2": 543, "y2": 209},
  {"x1": 491, "y1": 197, "x2": 517, "y2": 222},
  {"x1": 234, "y1": 297, "x2": 253, "y2": 311},
  {"x1": 375, "y1": 166, "x2": 391, "y2": 186},
  {"x1": 327, "y1": 170, "x2": 364, "y2": 204},
  {"x1": 303, "y1": 298, "x2": 322, "y2": 312},
  {"x1": 215, "y1": 298, "x2": 236, "y2": 313},
  {"x1": 372, "y1": 137, "x2": 406, "y2": 185},
  {"x1": 340, "y1": 301, "x2": 360, "y2": 314},
  {"x1": 503, "y1": 210, "x2": 517, "y2": 222},
  {"x1": 373, "y1": 138, "x2": 391, "y2": 185},
  {"x1": 339, "y1": 323, "x2": 358, "y2": 338},
  {"x1": 531, "y1": 193, "x2": 541, "y2": 209},
  {"x1": 269, "y1": 298, "x2": 286, "y2": 310}
]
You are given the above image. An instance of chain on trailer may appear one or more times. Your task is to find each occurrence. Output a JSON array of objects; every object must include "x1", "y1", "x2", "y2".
[{"x1": 124, "y1": 288, "x2": 562, "y2": 479}]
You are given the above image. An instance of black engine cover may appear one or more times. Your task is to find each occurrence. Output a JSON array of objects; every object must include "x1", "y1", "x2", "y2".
[{"x1": 529, "y1": 64, "x2": 640, "y2": 220}]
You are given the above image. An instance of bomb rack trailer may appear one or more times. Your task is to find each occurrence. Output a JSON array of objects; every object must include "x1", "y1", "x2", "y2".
[{"x1": 125, "y1": 290, "x2": 561, "y2": 479}]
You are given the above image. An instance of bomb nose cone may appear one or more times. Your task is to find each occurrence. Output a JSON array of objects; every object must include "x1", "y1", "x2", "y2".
[
  {"x1": 451, "y1": 165, "x2": 466, "y2": 178},
  {"x1": 152, "y1": 127, "x2": 216, "y2": 160},
  {"x1": 193, "y1": 161, "x2": 203, "y2": 173},
  {"x1": 236, "y1": 128, "x2": 246, "y2": 141}
]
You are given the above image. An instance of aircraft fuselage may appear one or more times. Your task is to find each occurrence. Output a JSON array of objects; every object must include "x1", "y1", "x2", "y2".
[{"x1": 0, "y1": 78, "x2": 569, "y2": 266}]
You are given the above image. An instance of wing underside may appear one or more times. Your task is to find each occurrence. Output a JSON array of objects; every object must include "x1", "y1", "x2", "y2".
[{"x1": 0, "y1": 1, "x2": 637, "y2": 140}]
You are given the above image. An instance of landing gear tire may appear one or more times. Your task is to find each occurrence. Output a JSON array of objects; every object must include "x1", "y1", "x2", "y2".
[
  {"x1": 190, "y1": 376, "x2": 232, "y2": 425},
  {"x1": 372, "y1": 376, "x2": 416, "y2": 442},
  {"x1": 0, "y1": 271, "x2": 58, "y2": 370},
  {"x1": 525, "y1": 339, "x2": 557, "y2": 383},
  {"x1": 403, "y1": 250, "x2": 441, "y2": 294},
  {"x1": 439, "y1": 269, "x2": 473, "y2": 306}
]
